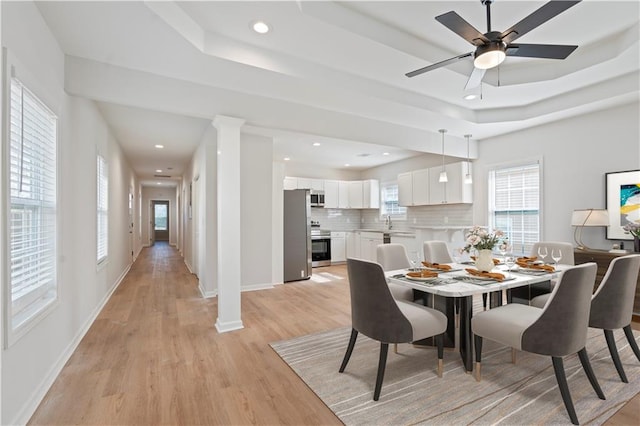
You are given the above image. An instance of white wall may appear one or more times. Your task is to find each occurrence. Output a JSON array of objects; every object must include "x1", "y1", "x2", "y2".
[
  {"x1": 1, "y1": 2, "x2": 138, "y2": 423},
  {"x1": 141, "y1": 186, "x2": 178, "y2": 246},
  {"x1": 241, "y1": 134, "x2": 275, "y2": 289},
  {"x1": 473, "y1": 101, "x2": 640, "y2": 251}
]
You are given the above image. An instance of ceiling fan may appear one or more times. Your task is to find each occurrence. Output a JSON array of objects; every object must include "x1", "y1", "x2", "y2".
[{"x1": 406, "y1": 0, "x2": 581, "y2": 90}]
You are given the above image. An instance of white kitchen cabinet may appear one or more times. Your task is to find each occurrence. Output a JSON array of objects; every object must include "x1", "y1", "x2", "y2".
[
  {"x1": 310, "y1": 179, "x2": 324, "y2": 191},
  {"x1": 362, "y1": 179, "x2": 380, "y2": 208},
  {"x1": 348, "y1": 181, "x2": 364, "y2": 209},
  {"x1": 324, "y1": 180, "x2": 339, "y2": 208},
  {"x1": 398, "y1": 172, "x2": 413, "y2": 207},
  {"x1": 283, "y1": 177, "x2": 297, "y2": 190},
  {"x1": 346, "y1": 231, "x2": 359, "y2": 258},
  {"x1": 338, "y1": 181, "x2": 349, "y2": 208},
  {"x1": 429, "y1": 161, "x2": 473, "y2": 204},
  {"x1": 359, "y1": 232, "x2": 384, "y2": 262},
  {"x1": 296, "y1": 177, "x2": 312, "y2": 189},
  {"x1": 398, "y1": 169, "x2": 429, "y2": 206},
  {"x1": 330, "y1": 232, "x2": 346, "y2": 263}
]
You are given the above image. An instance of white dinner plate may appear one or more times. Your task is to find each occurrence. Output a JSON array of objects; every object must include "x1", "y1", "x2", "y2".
[{"x1": 404, "y1": 274, "x2": 437, "y2": 282}]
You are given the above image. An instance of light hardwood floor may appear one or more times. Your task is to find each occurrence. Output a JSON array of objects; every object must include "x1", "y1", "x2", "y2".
[{"x1": 29, "y1": 243, "x2": 639, "y2": 425}]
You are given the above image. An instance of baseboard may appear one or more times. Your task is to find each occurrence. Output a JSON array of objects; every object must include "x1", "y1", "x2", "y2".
[
  {"x1": 198, "y1": 284, "x2": 217, "y2": 299},
  {"x1": 10, "y1": 263, "x2": 132, "y2": 426},
  {"x1": 241, "y1": 283, "x2": 275, "y2": 292},
  {"x1": 215, "y1": 318, "x2": 244, "y2": 333}
]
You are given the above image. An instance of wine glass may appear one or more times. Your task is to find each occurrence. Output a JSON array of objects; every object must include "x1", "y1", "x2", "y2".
[
  {"x1": 504, "y1": 254, "x2": 516, "y2": 278},
  {"x1": 551, "y1": 249, "x2": 562, "y2": 268},
  {"x1": 409, "y1": 251, "x2": 420, "y2": 271},
  {"x1": 537, "y1": 246, "x2": 548, "y2": 263},
  {"x1": 451, "y1": 248, "x2": 462, "y2": 264},
  {"x1": 498, "y1": 241, "x2": 510, "y2": 262}
]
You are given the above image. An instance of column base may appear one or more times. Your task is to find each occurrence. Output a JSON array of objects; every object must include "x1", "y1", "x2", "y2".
[{"x1": 215, "y1": 318, "x2": 244, "y2": 333}]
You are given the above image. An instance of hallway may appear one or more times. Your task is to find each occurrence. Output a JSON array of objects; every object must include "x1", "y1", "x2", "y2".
[{"x1": 28, "y1": 243, "x2": 349, "y2": 425}]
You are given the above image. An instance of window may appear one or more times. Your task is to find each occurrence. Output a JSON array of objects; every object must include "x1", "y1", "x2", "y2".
[
  {"x1": 97, "y1": 154, "x2": 108, "y2": 264},
  {"x1": 488, "y1": 162, "x2": 540, "y2": 255},
  {"x1": 154, "y1": 203, "x2": 167, "y2": 230},
  {"x1": 380, "y1": 182, "x2": 406, "y2": 219},
  {"x1": 7, "y1": 77, "x2": 58, "y2": 335}
]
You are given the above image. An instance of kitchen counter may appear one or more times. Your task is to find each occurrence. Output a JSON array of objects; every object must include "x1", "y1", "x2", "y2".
[
  {"x1": 410, "y1": 225, "x2": 470, "y2": 230},
  {"x1": 348, "y1": 229, "x2": 416, "y2": 236}
]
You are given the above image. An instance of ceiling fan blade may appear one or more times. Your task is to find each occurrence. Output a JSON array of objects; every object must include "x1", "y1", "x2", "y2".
[
  {"x1": 405, "y1": 52, "x2": 473, "y2": 78},
  {"x1": 506, "y1": 43, "x2": 578, "y2": 59},
  {"x1": 435, "y1": 11, "x2": 489, "y2": 46},
  {"x1": 500, "y1": 1, "x2": 581, "y2": 45},
  {"x1": 464, "y1": 67, "x2": 486, "y2": 91}
]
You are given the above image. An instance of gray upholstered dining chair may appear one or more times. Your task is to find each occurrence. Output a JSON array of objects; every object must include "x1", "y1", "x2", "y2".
[
  {"x1": 423, "y1": 240, "x2": 453, "y2": 264},
  {"x1": 340, "y1": 258, "x2": 448, "y2": 401},
  {"x1": 472, "y1": 263, "x2": 604, "y2": 425},
  {"x1": 376, "y1": 244, "x2": 415, "y2": 302},
  {"x1": 532, "y1": 254, "x2": 640, "y2": 383}
]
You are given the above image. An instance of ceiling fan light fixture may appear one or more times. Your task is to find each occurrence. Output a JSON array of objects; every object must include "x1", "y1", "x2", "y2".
[{"x1": 473, "y1": 42, "x2": 506, "y2": 69}]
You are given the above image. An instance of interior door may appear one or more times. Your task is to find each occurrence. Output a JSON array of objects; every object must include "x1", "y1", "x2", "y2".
[{"x1": 152, "y1": 200, "x2": 170, "y2": 242}]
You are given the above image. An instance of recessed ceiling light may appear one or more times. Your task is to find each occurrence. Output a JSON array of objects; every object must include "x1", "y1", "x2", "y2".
[
  {"x1": 344, "y1": 163, "x2": 350, "y2": 167},
  {"x1": 382, "y1": 152, "x2": 390, "y2": 156},
  {"x1": 157, "y1": 182, "x2": 161, "y2": 185},
  {"x1": 463, "y1": 94, "x2": 477, "y2": 100},
  {"x1": 252, "y1": 21, "x2": 270, "y2": 34},
  {"x1": 284, "y1": 157, "x2": 290, "y2": 161},
  {"x1": 155, "y1": 169, "x2": 162, "y2": 173},
  {"x1": 154, "y1": 144, "x2": 164, "y2": 149},
  {"x1": 312, "y1": 142, "x2": 321, "y2": 146}
]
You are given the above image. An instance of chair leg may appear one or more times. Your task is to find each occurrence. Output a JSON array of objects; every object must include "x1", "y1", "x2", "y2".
[
  {"x1": 436, "y1": 333, "x2": 444, "y2": 378},
  {"x1": 373, "y1": 343, "x2": 389, "y2": 401},
  {"x1": 604, "y1": 329, "x2": 628, "y2": 383},
  {"x1": 482, "y1": 293, "x2": 487, "y2": 311},
  {"x1": 551, "y1": 356, "x2": 579, "y2": 425},
  {"x1": 511, "y1": 348, "x2": 517, "y2": 364},
  {"x1": 474, "y1": 334, "x2": 483, "y2": 382},
  {"x1": 339, "y1": 329, "x2": 358, "y2": 373},
  {"x1": 577, "y1": 348, "x2": 605, "y2": 400},
  {"x1": 623, "y1": 325, "x2": 640, "y2": 362},
  {"x1": 394, "y1": 343, "x2": 398, "y2": 354}
]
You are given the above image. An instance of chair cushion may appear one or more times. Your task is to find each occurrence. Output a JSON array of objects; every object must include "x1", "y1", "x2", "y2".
[
  {"x1": 530, "y1": 293, "x2": 550, "y2": 309},
  {"x1": 396, "y1": 301, "x2": 447, "y2": 341},
  {"x1": 388, "y1": 283, "x2": 414, "y2": 301},
  {"x1": 472, "y1": 304, "x2": 541, "y2": 350}
]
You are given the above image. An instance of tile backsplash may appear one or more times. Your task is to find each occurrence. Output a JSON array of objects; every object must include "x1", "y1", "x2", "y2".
[{"x1": 310, "y1": 204, "x2": 473, "y2": 232}]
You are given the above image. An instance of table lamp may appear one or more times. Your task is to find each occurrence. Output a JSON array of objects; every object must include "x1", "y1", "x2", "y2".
[{"x1": 571, "y1": 209, "x2": 609, "y2": 250}]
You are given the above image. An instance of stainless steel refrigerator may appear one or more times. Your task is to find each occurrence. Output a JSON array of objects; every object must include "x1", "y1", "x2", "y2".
[{"x1": 284, "y1": 189, "x2": 312, "y2": 282}]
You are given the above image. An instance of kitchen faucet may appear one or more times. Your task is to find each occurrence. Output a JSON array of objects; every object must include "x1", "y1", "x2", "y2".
[{"x1": 385, "y1": 215, "x2": 393, "y2": 230}]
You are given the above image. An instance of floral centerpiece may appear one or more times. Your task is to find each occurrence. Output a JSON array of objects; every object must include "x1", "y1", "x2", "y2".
[
  {"x1": 463, "y1": 226, "x2": 507, "y2": 272},
  {"x1": 623, "y1": 221, "x2": 640, "y2": 252},
  {"x1": 463, "y1": 226, "x2": 506, "y2": 252}
]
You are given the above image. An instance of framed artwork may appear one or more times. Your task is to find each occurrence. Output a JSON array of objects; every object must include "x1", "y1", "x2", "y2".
[{"x1": 606, "y1": 169, "x2": 640, "y2": 240}]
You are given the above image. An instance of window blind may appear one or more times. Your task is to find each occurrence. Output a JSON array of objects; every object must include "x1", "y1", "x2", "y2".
[
  {"x1": 380, "y1": 182, "x2": 406, "y2": 218},
  {"x1": 97, "y1": 154, "x2": 108, "y2": 264},
  {"x1": 489, "y1": 163, "x2": 540, "y2": 255},
  {"x1": 8, "y1": 77, "x2": 57, "y2": 331}
]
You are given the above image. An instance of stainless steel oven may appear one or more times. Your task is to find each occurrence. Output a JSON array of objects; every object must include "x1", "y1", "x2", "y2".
[{"x1": 311, "y1": 229, "x2": 331, "y2": 267}]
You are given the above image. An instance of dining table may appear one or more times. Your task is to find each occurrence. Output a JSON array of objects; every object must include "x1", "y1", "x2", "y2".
[{"x1": 386, "y1": 262, "x2": 569, "y2": 372}]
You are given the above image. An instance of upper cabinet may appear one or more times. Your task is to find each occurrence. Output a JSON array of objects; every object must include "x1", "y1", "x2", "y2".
[
  {"x1": 283, "y1": 177, "x2": 379, "y2": 209},
  {"x1": 398, "y1": 161, "x2": 472, "y2": 206},
  {"x1": 398, "y1": 169, "x2": 429, "y2": 206},
  {"x1": 429, "y1": 161, "x2": 473, "y2": 204}
]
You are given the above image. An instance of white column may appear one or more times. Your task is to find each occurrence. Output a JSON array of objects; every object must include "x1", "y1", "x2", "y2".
[{"x1": 213, "y1": 115, "x2": 245, "y2": 332}]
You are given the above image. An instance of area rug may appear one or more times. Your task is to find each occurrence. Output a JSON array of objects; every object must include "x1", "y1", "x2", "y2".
[{"x1": 271, "y1": 326, "x2": 640, "y2": 425}]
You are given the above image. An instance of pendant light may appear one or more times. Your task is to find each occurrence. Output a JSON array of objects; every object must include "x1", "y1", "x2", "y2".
[
  {"x1": 438, "y1": 129, "x2": 448, "y2": 183},
  {"x1": 464, "y1": 134, "x2": 473, "y2": 184}
]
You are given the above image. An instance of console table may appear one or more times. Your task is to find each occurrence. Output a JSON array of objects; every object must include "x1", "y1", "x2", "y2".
[{"x1": 574, "y1": 248, "x2": 640, "y2": 315}]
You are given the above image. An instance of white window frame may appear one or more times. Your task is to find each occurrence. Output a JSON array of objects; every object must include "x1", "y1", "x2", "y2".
[
  {"x1": 97, "y1": 153, "x2": 108, "y2": 266},
  {"x1": 488, "y1": 160, "x2": 542, "y2": 255},
  {"x1": 379, "y1": 181, "x2": 407, "y2": 220},
  {"x1": 4, "y1": 71, "x2": 59, "y2": 346}
]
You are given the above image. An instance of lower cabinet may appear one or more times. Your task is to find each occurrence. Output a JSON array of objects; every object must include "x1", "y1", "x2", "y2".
[
  {"x1": 331, "y1": 232, "x2": 346, "y2": 264},
  {"x1": 346, "y1": 232, "x2": 359, "y2": 259},
  {"x1": 360, "y1": 232, "x2": 384, "y2": 262}
]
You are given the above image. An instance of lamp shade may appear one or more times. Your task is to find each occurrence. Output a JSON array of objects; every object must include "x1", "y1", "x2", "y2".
[{"x1": 571, "y1": 209, "x2": 610, "y2": 227}]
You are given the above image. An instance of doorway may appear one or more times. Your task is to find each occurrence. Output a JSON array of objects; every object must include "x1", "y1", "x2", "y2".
[{"x1": 152, "y1": 200, "x2": 170, "y2": 243}]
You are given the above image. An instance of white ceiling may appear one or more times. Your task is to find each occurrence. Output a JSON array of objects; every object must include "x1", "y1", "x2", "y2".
[{"x1": 34, "y1": 1, "x2": 640, "y2": 186}]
